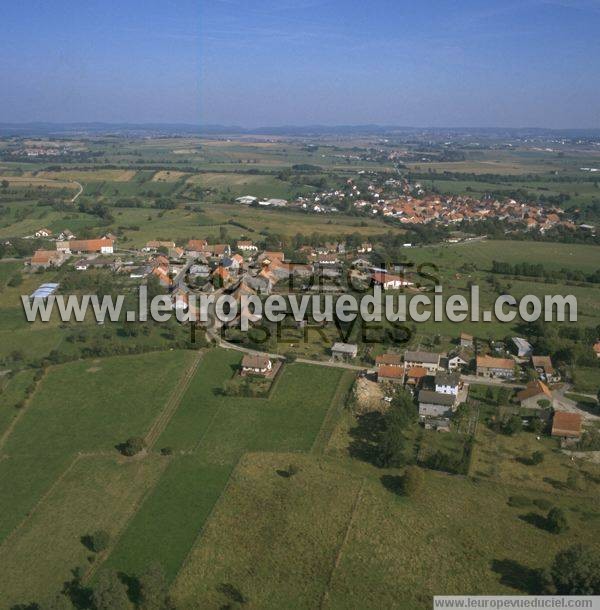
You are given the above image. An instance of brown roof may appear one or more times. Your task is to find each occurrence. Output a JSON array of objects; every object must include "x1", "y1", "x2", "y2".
[
  {"x1": 69, "y1": 238, "x2": 113, "y2": 252},
  {"x1": 375, "y1": 353, "x2": 403, "y2": 366},
  {"x1": 31, "y1": 249, "x2": 60, "y2": 264},
  {"x1": 186, "y1": 239, "x2": 208, "y2": 251},
  {"x1": 516, "y1": 380, "x2": 552, "y2": 403},
  {"x1": 460, "y1": 332, "x2": 473, "y2": 341},
  {"x1": 406, "y1": 366, "x2": 428, "y2": 379},
  {"x1": 241, "y1": 354, "x2": 271, "y2": 370},
  {"x1": 531, "y1": 355, "x2": 554, "y2": 374},
  {"x1": 378, "y1": 365, "x2": 404, "y2": 380},
  {"x1": 551, "y1": 411, "x2": 582, "y2": 438},
  {"x1": 477, "y1": 355, "x2": 514, "y2": 370}
]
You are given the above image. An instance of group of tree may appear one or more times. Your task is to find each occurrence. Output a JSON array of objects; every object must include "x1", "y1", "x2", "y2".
[{"x1": 377, "y1": 389, "x2": 417, "y2": 468}]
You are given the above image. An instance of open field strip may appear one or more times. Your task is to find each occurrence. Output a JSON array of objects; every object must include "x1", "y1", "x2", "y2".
[
  {"x1": 101, "y1": 350, "x2": 345, "y2": 582},
  {"x1": 0, "y1": 455, "x2": 167, "y2": 606},
  {"x1": 144, "y1": 350, "x2": 205, "y2": 449}
]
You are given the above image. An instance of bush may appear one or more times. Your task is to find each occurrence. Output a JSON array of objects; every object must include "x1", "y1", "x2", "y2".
[
  {"x1": 547, "y1": 507, "x2": 569, "y2": 534},
  {"x1": 160, "y1": 446, "x2": 173, "y2": 456},
  {"x1": 401, "y1": 466, "x2": 425, "y2": 497},
  {"x1": 507, "y1": 495, "x2": 532, "y2": 508},
  {"x1": 533, "y1": 498, "x2": 552, "y2": 511},
  {"x1": 530, "y1": 450, "x2": 544, "y2": 465}
]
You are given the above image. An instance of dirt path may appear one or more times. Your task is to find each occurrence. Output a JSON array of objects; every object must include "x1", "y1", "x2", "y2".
[{"x1": 144, "y1": 350, "x2": 204, "y2": 449}]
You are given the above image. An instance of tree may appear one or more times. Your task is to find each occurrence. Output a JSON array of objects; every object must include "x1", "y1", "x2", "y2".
[
  {"x1": 550, "y1": 545, "x2": 600, "y2": 594},
  {"x1": 42, "y1": 593, "x2": 73, "y2": 609},
  {"x1": 92, "y1": 570, "x2": 132, "y2": 610},
  {"x1": 377, "y1": 422, "x2": 406, "y2": 468},
  {"x1": 547, "y1": 507, "x2": 569, "y2": 534},
  {"x1": 401, "y1": 465, "x2": 424, "y2": 497},
  {"x1": 120, "y1": 436, "x2": 145, "y2": 457},
  {"x1": 137, "y1": 563, "x2": 171, "y2": 610},
  {"x1": 7, "y1": 273, "x2": 22, "y2": 287},
  {"x1": 503, "y1": 414, "x2": 522, "y2": 435},
  {"x1": 86, "y1": 529, "x2": 110, "y2": 552},
  {"x1": 1, "y1": 179, "x2": 9, "y2": 189}
]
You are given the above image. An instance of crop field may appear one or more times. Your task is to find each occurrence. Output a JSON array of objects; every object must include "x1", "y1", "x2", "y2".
[{"x1": 36, "y1": 169, "x2": 137, "y2": 182}]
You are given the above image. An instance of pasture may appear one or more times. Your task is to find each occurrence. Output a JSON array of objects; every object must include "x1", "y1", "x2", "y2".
[{"x1": 171, "y1": 452, "x2": 600, "y2": 609}]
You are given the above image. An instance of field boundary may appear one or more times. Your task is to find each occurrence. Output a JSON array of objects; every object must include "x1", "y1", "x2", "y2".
[
  {"x1": 144, "y1": 350, "x2": 204, "y2": 449},
  {"x1": 0, "y1": 367, "x2": 48, "y2": 452},
  {"x1": 319, "y1": 477, "x2": 366, "y2": 609},
  {"x1": 311, "y1": 371, "x2": 355, "y2": 455},
  {"x1": 83, "y1": 455, "x2": 171, "y2": 584},
  {"x1": 170, "y1": 457, "x2": 241, "y2": 587},
  {"x1": 0, "y1": 454, "x2": 80, "y2": 550}
]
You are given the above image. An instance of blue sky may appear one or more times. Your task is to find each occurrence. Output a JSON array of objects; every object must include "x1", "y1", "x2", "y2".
[{"x1": 1, "y1": 0, "x2": 599, "y2": 127}]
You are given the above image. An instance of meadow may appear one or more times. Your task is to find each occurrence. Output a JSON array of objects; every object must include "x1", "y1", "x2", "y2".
[{"x1": 0, "y1": 348, "x2": 349, "y2": 605}]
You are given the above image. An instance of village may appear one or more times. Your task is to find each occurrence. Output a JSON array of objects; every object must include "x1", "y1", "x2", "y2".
[
  {"x1": 231, "y1": 173, "x2": 596, "y2": 236},
  {"x1": 22, "y1": 225, "x2": 599, "y2": 452}
]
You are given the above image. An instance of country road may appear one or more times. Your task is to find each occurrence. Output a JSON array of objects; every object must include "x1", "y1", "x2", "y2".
[{"x1": 70, "y1": 181, "x2": 83, "y2": 203}]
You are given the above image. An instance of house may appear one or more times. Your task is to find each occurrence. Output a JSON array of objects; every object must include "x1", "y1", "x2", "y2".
[
  {"x1": 357, "y1": 242, "x2": 372, "y2": 253},
  {"x1": 375, "y1": 353, "x2": 403, "y2": 367},
  {"x1": 331, "y1": 342, "x2": 358, "y2": 360},
  {"x1": 30, "y1": 250, "x2": 67, "y2": 269},
  {"x1": 459, "y1": 332, "x2": 474, "y2": 348},
  {"x1": 531, "y1": 355, "x2": 560, "y2": 383},
  {"x1": 435, "y1": 371, "x2": 460, "y2": 396},
  {"x1": 516, "y1": 380, "x2": 554, "y2": 410},
  {"x1": 186, "y1": 239, "x2": 209, "y2": 255},
  {"x1": 316, "y1": 253, "x2": 339, "y2": 266},
  {"x1": 371, "y1": 271, "x2": 413, "y2": 290},
  {"x1": 236, "y1": 195, "x2": 258, "y2": 205},
  {"x1": 418, "y1": 390, "x2": 456, "y2": 420},
  {"x1": 448, "y1": 349, "x2": 471, "y2": 371},
  {"x1": 207, "y1": 244, "x2": 231, "y2": 258},
  {"x1": 34, "y1": 228, "x2": 52, "y2": 238},
  {"x1": 551, "y1": 411, "x2": 582, "y2": 441},
  {"x1": 476, "y1": 355, "x2": 515, "y2": 379},
  {"x1": 404, "y1": 350, "x2": 440, "y2": 374},
  {"x1": 60, "y1": 239, "x2": 114, "y2": 254},
  {"x1": 404, "y1": 366, "x2": 428, "y2": 389},
  {"x1": 261, "y1": 198, "x2": 287, "y2": 207},
  {"x1": 143, "y1": 240, "x2": 175, "y2": 252},
  {"x1": 57, "y1": 229, "x2": 75, "y2": 241},
  {"x1": 377, "y1": 365, "x2": 404, "y2": 384},
  {"x1": 74, "y1": 259, "x2": 89, "y2": 271},
  {"x1": 593, "y1": 342, "x2": 600, "y2": 359},
  {"x1": 241, "y1": 354, "x2": 272, "y2": 375},
  {"x1": 237, "y1": 240, "x2": 257, "y2": 252},
  {"x1": 511, "y1": 337, "x2": 533, "y2": 358}
]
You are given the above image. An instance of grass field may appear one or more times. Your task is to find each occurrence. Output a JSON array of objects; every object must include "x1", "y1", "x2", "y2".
[
  {"x1": 102, "y1": 350, "x2": 346, "y2": 582},
  {"x1": 171, "y1": 451, "x2": 600, "y2": 609}
]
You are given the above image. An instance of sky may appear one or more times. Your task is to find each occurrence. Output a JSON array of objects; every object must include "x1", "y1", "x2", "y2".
[{"x1": 1, "y1": 0, "x2": 599, "y2": 128}]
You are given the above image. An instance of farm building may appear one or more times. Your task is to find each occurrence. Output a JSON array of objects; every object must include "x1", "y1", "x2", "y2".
[
  {"x1": 516, "y1": 380, "x2": 554, "y2": 410},
  {"x1": 377, "y1": 365, "x2": 404, "y2": 384},
  {"x1": 418, "y1": 390, "x2": 456, "y2": 420},
  {"x1": 375, "y1": 353, "x2": 403, "y2": 367},
  {"x1": 404, "y1": 350, "x2": 440, "y2": 374},
  {"x1": 551, "y1": 411, "x2": 582, "y2": 441},
  {"x1": 29, "y1": 250, "x2": 67, "y2": 269},
  {"x1": 241, "y1": 354, "x2": 272, "y2": 376},
  {"x1": 476, "y1": 356, "x2": 515, "y2": 379},
  {"x1": 531, "y1": 355, "x2": 560, "y2": 383},
  {"x1": 331, "y1": 342, "x2": 358, "y2": 360}
]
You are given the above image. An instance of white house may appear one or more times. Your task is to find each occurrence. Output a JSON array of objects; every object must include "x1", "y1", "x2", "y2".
[{"x1": 434, "y1": 371, "x2": 460, "y2": 396}]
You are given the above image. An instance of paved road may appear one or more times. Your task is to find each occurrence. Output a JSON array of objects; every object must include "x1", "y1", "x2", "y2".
[
  {"x1": 461, "y1": 374, "x2": 525, "y2": 389},
  {"x1": 553, "y1": 383, "x2": 600, "y2": 422},
  {"x1": 211, "y1": 333, "x2": 368, "y2": 371}
]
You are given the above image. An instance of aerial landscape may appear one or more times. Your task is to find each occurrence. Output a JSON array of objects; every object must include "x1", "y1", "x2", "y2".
[{"x1": 0, "y1": 1, "x2": 599, "y2": 609}]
